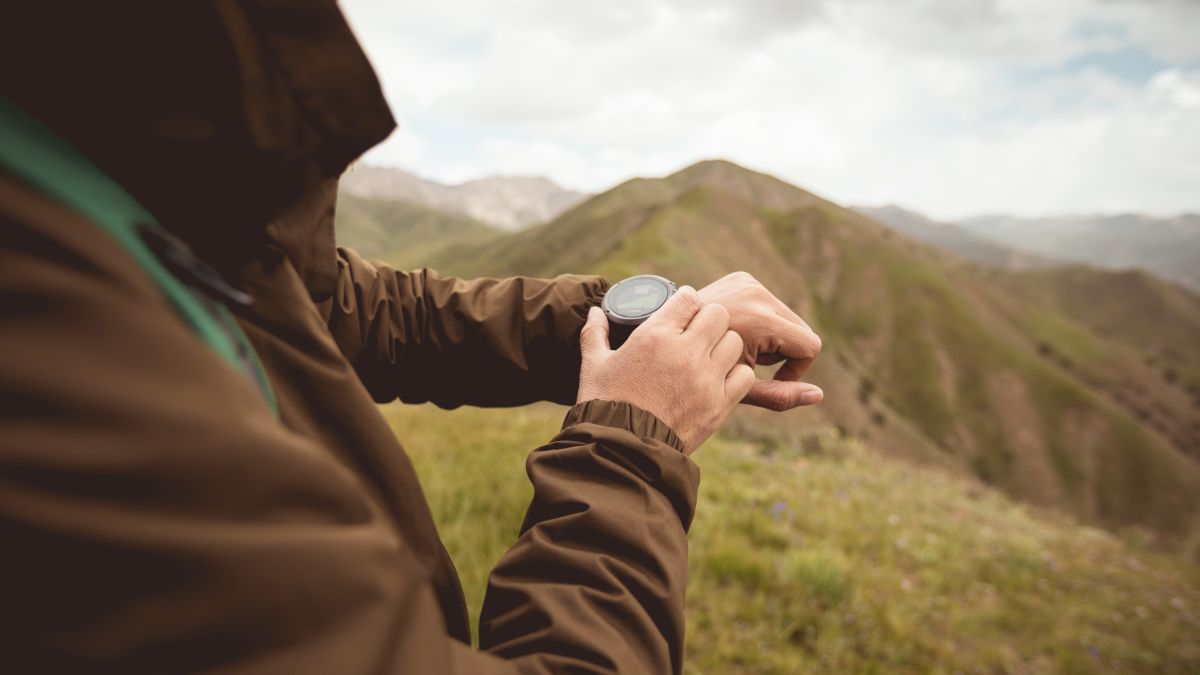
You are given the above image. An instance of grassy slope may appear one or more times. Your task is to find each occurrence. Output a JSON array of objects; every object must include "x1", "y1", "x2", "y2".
[
  {"x1": 336, "y1": 193, "x2": 498, "y2": 268},
  {"x1": 382, "y1": 402, "x2": 1200, "y2": 674},
  {"x1": 779, "y1": 206, "x2": 1200, "y2": 537},
  {"x1": 1002, "y1": 265, "x2": 1200, "y2": 372},
  {"x1": 995, "y1": 266, "x2": 1200, "y2": 452},
  {"x1": 399, "y1": 160, "x2": 1200, "y2": 540}
]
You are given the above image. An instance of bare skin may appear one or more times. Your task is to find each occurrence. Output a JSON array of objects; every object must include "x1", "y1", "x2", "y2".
[
  {"x1": 577, "y1": 287, "x2": 756, "y2": 454},
  {"x1": 698, "y1": 271, "x2": 824, "y2": 411}
]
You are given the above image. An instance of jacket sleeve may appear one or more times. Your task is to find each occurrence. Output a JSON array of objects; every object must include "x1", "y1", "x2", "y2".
[
  {"x1": 326, "y1": 247, "x2": 610, "y2": 407},
  {"x1": 1, "y1": 181, "x2": 695, "y2": 674},
  {"x1": 478, "y1": 400, "x2": 699, "y2": 675}
]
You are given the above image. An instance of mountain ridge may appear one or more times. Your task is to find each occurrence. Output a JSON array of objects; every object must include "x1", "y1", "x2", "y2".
[
  {"x1": 863, "y1": 205, "x2": 1200, "y2": 292},
  {"x1": 379, "y1": 159, "x2": 1200, "y2": 542},
  {"x1": 854, "y1": 204, "x2": 1051, "y2": 270},
  {"x1": 339, "y1": 163, "x2": 588, "y2": 231}
]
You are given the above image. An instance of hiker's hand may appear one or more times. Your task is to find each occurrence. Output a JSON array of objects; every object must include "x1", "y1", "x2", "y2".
[
  {"x1": 577, "y1": 287, "x2": 755, "y2": 454},
  {"x1": 698, "y1": 271, "x2": 824, "y2": 411}
]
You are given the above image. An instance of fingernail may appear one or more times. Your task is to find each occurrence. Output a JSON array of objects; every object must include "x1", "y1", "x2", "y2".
[{"x1": 800, "y1": 389, "x2": 823, "y2": 405}]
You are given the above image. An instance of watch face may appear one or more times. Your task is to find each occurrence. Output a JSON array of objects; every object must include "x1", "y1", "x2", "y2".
[
  {"x1": 604, "y1": 275, "x2": 675, "y2": 323},
  {"x1": 614, "y1": 281, "x2": 668, "y2": 313}
]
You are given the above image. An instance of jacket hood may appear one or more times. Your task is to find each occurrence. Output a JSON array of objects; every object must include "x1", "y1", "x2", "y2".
[{"x1": 3, "y1": 0, "x2": 396, "y2": 262}]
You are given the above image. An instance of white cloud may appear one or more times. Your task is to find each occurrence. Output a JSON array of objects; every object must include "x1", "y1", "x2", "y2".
[
  {"x1": 342, "y1": 0, "x2": 1200, "y2": 218},
  {"x1": 359, "y1": 121, "x2": 427, "y2": 171}
]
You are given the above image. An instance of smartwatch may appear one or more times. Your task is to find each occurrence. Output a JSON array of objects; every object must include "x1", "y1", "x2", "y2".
[{"x1": 601, "y1": 274, "x2": 678, "y2": 348}]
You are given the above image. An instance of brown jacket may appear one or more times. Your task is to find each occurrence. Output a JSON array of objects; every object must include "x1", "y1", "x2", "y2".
[{"x1": 1, "y1": 2, "x2": 698, "y2": 673}]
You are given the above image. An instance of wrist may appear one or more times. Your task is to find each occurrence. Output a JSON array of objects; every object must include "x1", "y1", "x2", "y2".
[{"x1": 564, "y1": 399, "x2": 685, "y2": 454}]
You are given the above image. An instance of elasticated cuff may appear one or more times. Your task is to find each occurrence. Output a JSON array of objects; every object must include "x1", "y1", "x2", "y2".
[{"x1": 563, "y1": 399, "x2": 685, "y2": 454}]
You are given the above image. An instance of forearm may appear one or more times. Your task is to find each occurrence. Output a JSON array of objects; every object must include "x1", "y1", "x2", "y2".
[
  {"x1": 479, "y1": 400, "x2": 698, "y2": 674},
  {"x1": 327, "y1": 248, "x2": 609, "y2": 407}
]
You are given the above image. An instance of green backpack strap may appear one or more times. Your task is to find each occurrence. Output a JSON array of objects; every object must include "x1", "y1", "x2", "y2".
[{"x1": 0, "y1": 96, "x2": 278, "y2": 416}]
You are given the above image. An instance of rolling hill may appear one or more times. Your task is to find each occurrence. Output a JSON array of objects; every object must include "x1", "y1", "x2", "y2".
[
  {"x1": 842, "y1": 205, "x2": 1200, "y2": 457},
  {"x1": 335, "y1": 192, "x2": 499, "y2": 265},
  {"x1": 343, "y1": 159, "x2": 1200, "y2": 542}
]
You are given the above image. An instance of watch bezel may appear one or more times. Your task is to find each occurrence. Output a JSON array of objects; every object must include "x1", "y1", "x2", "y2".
[{"x1": 601, "y1": 275, "x2": 677, "y2": 326}]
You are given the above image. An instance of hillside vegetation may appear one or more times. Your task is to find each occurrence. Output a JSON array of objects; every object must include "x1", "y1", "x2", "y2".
[
  {"x1": 384, "y1": 403, "x2": 1200, "y2": 674},
  {"x1": 382, "y1": 160, "x2": 1200, "y2": 542},
  {"x1": 858, "y1": 205, "x2": 1200, "y2": 460},
  {"x1": 335, "y1": 193, "x2": 498, "y2": 264}
]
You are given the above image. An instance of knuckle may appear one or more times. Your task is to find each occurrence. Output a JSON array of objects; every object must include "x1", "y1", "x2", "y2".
[
  {"x1": 641, "y1": 328, "x2": 666, "y2": 346},
  {"x1": 674, "y1": 287, "x2": 702, "y2": 313},
  {"x1": 708, "y1": 303, "x2": 730, "y2": 323}
]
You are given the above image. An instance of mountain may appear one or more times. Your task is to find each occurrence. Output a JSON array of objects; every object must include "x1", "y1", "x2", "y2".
[
  {"x1": 339, "y1": 164, "x2": 588, "y2": 231},
  {"x1": 859, "y1": 205, "x2": 1200, "y2": 295},
  {"x1": 854, "y1": 205, "x2": 1200, "y2": 449},
  {"x1": 959, "y1": 213, "x2": 1200, "y2": 292},
  {"x1": 990, "y1": 265, "x2": 1200, "y2": 455},
  {"x1": 380, "y1": 159, "x2": 1200, "y2": 542},
  {"x1": 857, "y1": 205, "x2": 1200, "y2": 454},
  {"x1": 335, "y1": 193, "x2": 498, "y2": 266},
  {"x1": 854, "y1": 204, "x2": 1049, "y2": 270}
]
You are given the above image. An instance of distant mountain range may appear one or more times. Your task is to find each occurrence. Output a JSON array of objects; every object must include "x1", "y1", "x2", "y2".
[
  {"x1": 340, "y1": 165, "x2": 1200, "y2": 293},
  {"x1": 339, "y1": 164, "x2": 587, "y2": 231},
  {"x1": 336, "y1": 159, "x2": 1200, "y2": 543},
  {"x1": 860, "y1": 205, "x2": 1200, "y2": 292},
  {"x1": 852, "y1": 205, "x2": 1051, "y2": 270}
]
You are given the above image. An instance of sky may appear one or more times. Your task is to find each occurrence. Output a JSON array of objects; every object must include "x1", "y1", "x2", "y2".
[{"x1": 340, "y1": 0, "x2": 1200, "y2": 220}]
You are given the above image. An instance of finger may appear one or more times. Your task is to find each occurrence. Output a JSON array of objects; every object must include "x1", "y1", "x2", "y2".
[
  {"x1": 747, "y1": 279, "x2": 809, "y2": 330},
  {"x1": 724, "y1": 363, "x2": 757, "y2": 405},
  {"x1": 774, "y1": 305, "x2": 812, "y2": 332},
  {"x1": 771, "y1": 351, "x2": 818, "y2": 384},
  {"x1": 643, "y1": 285, "x2": 702, "y2": 333},
  {"x1": 742, "y1": 380, "x2": 824, "y2": 411},
  {"x1": 579, "y1": 306, "x2": 611, "y2": 362},
  {"x1": 767, "y1": 322, "x2": 822, "y2": 380},
  {"x1": 685, "y1": 303, "x2": 731, "y2": 349},
  {"x1": 711, "y1": 330, "x2": 745, "y2": 370}
]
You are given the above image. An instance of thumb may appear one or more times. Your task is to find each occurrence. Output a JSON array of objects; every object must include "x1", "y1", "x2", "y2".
[{"x1": 580, "y1": 306, "x2": 611, "y2": 362}]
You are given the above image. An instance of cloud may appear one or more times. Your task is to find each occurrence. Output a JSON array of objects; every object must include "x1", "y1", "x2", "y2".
[{"x1": 342, "y1": 0, "x2": 1200, "y2": 218}]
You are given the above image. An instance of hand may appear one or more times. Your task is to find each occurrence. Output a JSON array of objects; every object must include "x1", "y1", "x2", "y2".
[
  {"x1": 577, "y1": 287, "x2": 756, "y2": 454},
  {"x1": 698, "y1": 271, "x2": 824, "y2": 411}
]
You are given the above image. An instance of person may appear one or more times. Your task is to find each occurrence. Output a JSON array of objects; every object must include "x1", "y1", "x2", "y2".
[{"x1": 0, "y1": 2, "x2": 822, "y2": 673}]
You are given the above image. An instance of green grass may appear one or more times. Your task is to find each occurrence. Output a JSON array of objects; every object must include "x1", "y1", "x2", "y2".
[
  {"x1": 336, "y1": 194, "x2": 498, "y2": 267},
  {"x1": 380, "y1": 402, "x2": 1200, "y2": 673},
  {"x1": 1022, "y1": 307, "x2": 1104, "y2": 366}
]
